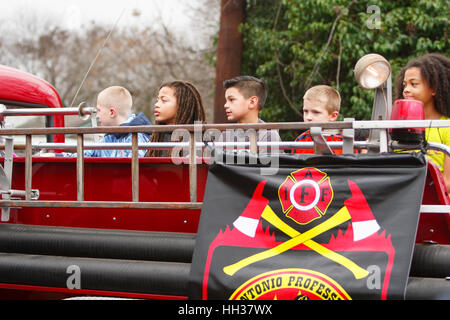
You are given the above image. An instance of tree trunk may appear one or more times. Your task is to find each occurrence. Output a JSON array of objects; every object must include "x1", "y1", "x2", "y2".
[{"x1": 213, "y1": 0, "x2": 245, "y2": 123}]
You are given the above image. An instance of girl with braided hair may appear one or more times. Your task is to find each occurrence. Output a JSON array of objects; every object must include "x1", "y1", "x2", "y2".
[
  {"x1": 395, "y1": 53, "x2": 450, "y2": 190},
  {"x1": 146, "y1": 80, "x2": 206, "y2": 157}
]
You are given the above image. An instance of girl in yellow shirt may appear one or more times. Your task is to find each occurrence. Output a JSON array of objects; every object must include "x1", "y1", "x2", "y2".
[{"x1": 395, "y1": 53, "x2": 450, "y2": 191}]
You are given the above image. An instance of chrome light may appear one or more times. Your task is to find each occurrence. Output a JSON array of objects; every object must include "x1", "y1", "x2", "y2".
[{"x1": 354, "y1": 54, "x2": 391, "y2": 89}]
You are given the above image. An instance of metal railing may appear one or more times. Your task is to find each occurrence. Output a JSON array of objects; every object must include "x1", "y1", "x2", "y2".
[{"x1": 0, "y1": 119, "x2": 450, "y2": 221}]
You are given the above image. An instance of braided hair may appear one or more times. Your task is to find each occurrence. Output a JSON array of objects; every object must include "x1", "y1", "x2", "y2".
[
  {"x1": 395, "y1": 53, "x2": 450, "y2": 117},
  {"x1": 147, "y1": 80, "x2": 206, "y2": 157}
]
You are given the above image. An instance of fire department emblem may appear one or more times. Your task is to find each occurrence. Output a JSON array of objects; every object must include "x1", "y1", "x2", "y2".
[{"x1": 278, "y1": 168, "x2": 333, "y2": 224}]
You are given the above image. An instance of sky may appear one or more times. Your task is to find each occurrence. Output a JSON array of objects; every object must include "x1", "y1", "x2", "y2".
[{"x1": 0, "y1": 0, "x2": 193, "y2": 30}]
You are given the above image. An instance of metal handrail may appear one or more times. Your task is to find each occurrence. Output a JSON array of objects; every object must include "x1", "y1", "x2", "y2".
[
  {"x1": 0, "y1": 107, "x2": 90, "y2": 117},
  {"x1": 1, "y1": 119, "x2": 450, "y2": 135},
  {"x1": 0, "y1": 200, "x2": 202, "y2": 210},
  {"x1": 0, "y1": 141, "x2": 368, "y2": 150},
  {"x1": 0, "y1": 103, "x2": 96, "y2": 121}
]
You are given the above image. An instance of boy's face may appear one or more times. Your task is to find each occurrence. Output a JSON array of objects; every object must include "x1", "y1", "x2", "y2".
[
  {"x1": 224, "y1": 87, "x2": 257, "y2": 123},
  {"x1": 96, "y1": 99, "x2": 115, "y2": 127},
  {"x1": 303, "y1": 98, "x2": 338, "y2": 123}
]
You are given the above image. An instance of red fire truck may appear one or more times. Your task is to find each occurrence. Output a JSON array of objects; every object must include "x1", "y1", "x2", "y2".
[{"x1": 0, "y1": 54, "x2": 448, "y2": 300}]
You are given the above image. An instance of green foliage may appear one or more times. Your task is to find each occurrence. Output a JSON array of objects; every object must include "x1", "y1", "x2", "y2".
[{"x1": 241, "y1": 0, "x2": 449, "y2": 137}]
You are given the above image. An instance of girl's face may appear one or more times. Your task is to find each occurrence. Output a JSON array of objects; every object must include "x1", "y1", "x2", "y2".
[
  {"x1": 154, "y1": 86, "x2": 177, "y2": 124},
  {"x1": 402, "y1": 67, "x2": 436, "y2": 106}
]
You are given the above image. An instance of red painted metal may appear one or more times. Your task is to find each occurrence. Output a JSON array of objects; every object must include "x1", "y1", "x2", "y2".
[
  {"x1": 417, "y1": 161, "x2": 450, "y2": 244},
  {"x1": 0, "y1": 284, "x2": 188, "y2": 300},
  {"x1": 5, "y1": 157, "x2": 208, "y2": 233},
  {"x1": 0, "y1": 65, "x2": 65, "y2": 142}
]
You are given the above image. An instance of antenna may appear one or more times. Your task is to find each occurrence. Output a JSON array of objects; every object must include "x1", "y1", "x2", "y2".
[{"x1": 68, "y1": 8, "x2": 126, "y2": 109}]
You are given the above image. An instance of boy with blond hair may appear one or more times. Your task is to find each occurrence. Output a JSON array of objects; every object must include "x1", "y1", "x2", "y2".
[
  {"x1": 294, "y1": 85, "x2": 342, "y2": 154},
  {"x1": 95, "y1": 86, "x2": 134, "y2": 127},
  {"x1": 50, "y1": 86, "x2": 151, "y2": 157},
  {"x1": 302, "y1": 85, "x2": 340, "y2": 123},
  {"x1": 85, "y1": 86, "x2": 151, "y2": 157}
]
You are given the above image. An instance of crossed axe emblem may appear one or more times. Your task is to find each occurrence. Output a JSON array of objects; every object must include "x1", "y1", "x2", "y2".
[{"x1": 223, "y1": 179, "x2": 381, "y2": 279}]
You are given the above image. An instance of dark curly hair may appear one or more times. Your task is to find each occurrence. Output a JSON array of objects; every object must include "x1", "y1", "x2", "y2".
[
  {"x1": 146, "y1": 80, "x2": 206, "y2": 157},
  {"x1": 395, "y1": 53, "x2": 450, "y2": 117}
]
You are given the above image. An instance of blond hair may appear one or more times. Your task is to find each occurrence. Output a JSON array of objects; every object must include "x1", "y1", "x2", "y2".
[
  {"x1": 303, "y1": 85, "x2": 341, "y2": 114},
  {"x1": 98, "y1": 86, "x2": 133, "y2": 118}
]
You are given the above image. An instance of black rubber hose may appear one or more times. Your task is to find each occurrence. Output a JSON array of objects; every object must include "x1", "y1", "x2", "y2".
[
  {"x1": 0, "y1": 223, "x2": 195, "y2": 262},
  {"x1": 0, "y1": 252, "x2": 190, "y2": 297},
  {"x1": 406, "y1": 277, "x2": 450, "y2": 300},
  {"x1": 0, "y1": 251, "x2": 448, "y2": 300},
  {"x1": 410, "y1": 244, "x2": 450, "y2": 278}
]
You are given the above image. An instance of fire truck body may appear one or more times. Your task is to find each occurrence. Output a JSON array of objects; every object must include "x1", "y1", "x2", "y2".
[
  {"x1": 0, "y1": 65, "x2": 65, "y2": 140},
  {"x1": 7, "y1": 156, "x2": 207, "y2": 232},
  {"x1": 0, "y1": 64, "x2": 448, "y2": 300}
]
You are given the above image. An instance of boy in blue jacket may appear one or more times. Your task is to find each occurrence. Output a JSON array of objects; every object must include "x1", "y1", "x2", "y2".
[
  {"x1": 85, "y1": 86, "x2": 151, "y2": 157},
  {"x1": 44, "y1": 86, "x2": 151, "y2": 157}
]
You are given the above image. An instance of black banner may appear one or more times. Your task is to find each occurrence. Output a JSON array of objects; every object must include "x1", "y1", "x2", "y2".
[{"x1": 189, "y1": 153, "x2": 427, "y2": 300}]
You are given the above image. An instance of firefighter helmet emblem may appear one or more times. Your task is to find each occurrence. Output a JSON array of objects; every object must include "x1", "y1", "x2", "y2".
[{"x1": 278, "y1": 168, "x2": 333, "y2": 224}]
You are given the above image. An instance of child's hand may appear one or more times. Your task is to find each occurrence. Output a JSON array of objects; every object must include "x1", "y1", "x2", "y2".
[{"x1": 38, "y1": 152, "x2": 56, "y2": 157}]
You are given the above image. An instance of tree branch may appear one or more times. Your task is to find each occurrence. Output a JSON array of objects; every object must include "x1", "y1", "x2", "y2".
[
  {"x1": 336, "y1": 37, "x2": 342, "y2": 90},
  {"x1": 305, "y1": 0, "x2": 356, "y2": 89},
  {"x1": 275, "y1": 53, "x2": 302, "y2": 118},
  {"x1": 272, "y1": 0, "x2": 302, "y2": 119}
]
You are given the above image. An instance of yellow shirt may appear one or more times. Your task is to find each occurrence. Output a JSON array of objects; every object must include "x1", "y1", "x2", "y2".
[{"x1": 426, "y1": 116, "x2": 450, "y2": 173}]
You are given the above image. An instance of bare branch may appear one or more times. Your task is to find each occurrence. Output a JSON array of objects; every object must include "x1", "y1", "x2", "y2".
[
  {"x1": 275, "y1": 53, "x2": 302, "y2": 119},
  {"x1": 304, "y1": 0, "x2": 356, "y2": 89},
  {"x1": 271, "y1": 1, "x2": 302, "y2": 119},
  {"x1": 336, "y1": 37, "x2": 343, "y2": 90}
]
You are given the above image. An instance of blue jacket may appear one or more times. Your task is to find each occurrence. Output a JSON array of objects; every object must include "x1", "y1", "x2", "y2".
[{"x1": 65, "y1": 113, "x2": 151, "y2": 157}]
